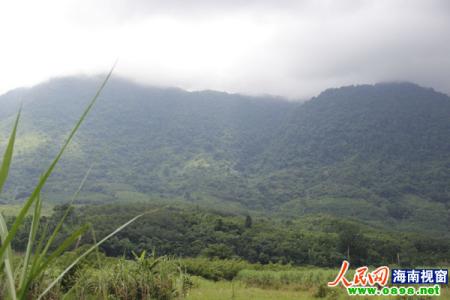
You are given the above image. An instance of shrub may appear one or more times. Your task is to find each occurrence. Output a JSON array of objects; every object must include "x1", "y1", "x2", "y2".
[
  {"x1": 68, "y1": 252, "x2": 192, "y2": 299},
  {"x1": 180, "y1": 257, "x2": 255, "y2": 281}
]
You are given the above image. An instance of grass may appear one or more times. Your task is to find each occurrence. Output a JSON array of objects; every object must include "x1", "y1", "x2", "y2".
[
  {"x1": 188, "y1": 276, "x2": 450, "y2": 300},
  {"x1": 187, "y1": 277, "x2": 315, "y2": 300},
  {"x1": 181, "y1": 258, "x2": 256, "y2": 281},
  {"x1": 32, "y1": 249, "x2": 192, "y2": 299},
  {"x1": 0, "y1": 203, "x2": 54, "y2": 217},
  {"x1": 183, "y1": 263, "x2": 347, "y2": 299},
  {"x1": 236, "y1": 268, "x2": 338, "y2": 290}
]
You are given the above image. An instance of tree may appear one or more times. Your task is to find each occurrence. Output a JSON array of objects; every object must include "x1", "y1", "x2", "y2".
[
  {"x1": 244, "y1": 215, "x2": 252, "y2": 228},
  {"x1": 337, "y1": 224, "x2": 368, "y2": 265},
  {"x1": 201, "y1": 243, "x2": 234, "y2": 259}
]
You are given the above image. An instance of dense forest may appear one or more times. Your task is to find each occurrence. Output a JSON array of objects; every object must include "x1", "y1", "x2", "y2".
[
  {"x1": 1, "y1": 78, "x2": 449, "y2": 236},
  {"x1": 10, "y1": 203, "x2": 450, "y2": 268}
]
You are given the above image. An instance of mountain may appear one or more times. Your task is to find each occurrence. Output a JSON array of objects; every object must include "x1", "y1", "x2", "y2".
[
  {"x1": 260, "y1": 83, "x2": 450, "y2": 232},
  {"x1": 0, "y1": 77, "x2": 449, "y2": 233},
  {"x1": 0, "y1": 76, "x2": 294, "y2": 207}
]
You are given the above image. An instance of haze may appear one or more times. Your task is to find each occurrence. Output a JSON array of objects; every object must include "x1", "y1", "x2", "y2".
[{"x1": 1, "y1": 0, "x2": 449, "y2": 99}]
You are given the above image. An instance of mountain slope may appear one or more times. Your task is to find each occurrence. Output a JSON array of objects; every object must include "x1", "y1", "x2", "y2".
[
  {"x1": 0, "y1": 78, "x2": 449, "y2": 232},
  {"x1": 0, "y1": 76, "x2": 294, "y2": 207},
  {"x1": 260, "y1": 83, "x2": 450, "y2": 231}
]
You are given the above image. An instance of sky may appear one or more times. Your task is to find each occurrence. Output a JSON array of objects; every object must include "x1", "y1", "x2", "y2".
[{"x1": 0, "y1": 0, "x2": 449, "y2": 99}]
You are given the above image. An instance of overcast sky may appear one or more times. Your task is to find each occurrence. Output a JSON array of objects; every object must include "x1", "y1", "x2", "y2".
[{"x1": 1, "y1": 0, "x2": 449, "y2": 99}]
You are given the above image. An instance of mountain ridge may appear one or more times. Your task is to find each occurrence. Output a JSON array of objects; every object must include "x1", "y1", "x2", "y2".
[{"x1": 0, "y1": 76, "x2": 449, "y2": 233}]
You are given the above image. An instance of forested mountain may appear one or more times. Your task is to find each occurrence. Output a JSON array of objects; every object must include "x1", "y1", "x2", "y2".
[
  {"x1": 1, "y1": 77, "x2": 449, "y2": 233},
  {"x1": 260, "y1": 83, "x2": 450, "y2": 232}
]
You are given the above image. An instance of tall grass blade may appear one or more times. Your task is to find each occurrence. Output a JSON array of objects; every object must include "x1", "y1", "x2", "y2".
[
  {"x1": 18, "y1": 225, "x2": 90, "y2": 299},
  {"x1": 27, "y1": 221, "x2": 49, "y2": 280},
  {"x1": 23, "y1": 167, "x2": 92, "y2": 291},
  {"x1": 34, "y1": 224, "x2": 90, "y2": 275},
  {"x1": 20, "y1": 167, "x2": 94, "y2": 297},
  {"x1": 90, "y1": 228, "x2": 108, "y2": 300},
  {"x1": 38, "y1": 213, "x2": 143, "y2": 299},
  {"x1": 18, "y1": 193, "x2": 42, "y2": 289},
  {"x1": 0, "y1": 65, "x2": 115, "y2": 265},
  {"x1": 0, "y1": 212, "x2": 17, "y2": 300},
  {"x1": 0, "y1": 110, "x2": 20, "y2": 300},
  {"x1": 0, "y1": 109, "x2": 21, "y2": 193},
  {"x1": 38, "y1": 166, "x2": 92, "y2": 263}
]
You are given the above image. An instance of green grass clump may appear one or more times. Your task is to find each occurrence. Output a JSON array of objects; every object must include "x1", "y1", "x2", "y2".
[
  {"x1": 180, "y1": 258, "x2": 255, "y2": 281},
  {"x1": 56, "y1": 250, "x2": 192, "y2": 299},
  {"x1": 180, "y1": 257, "x2": 312, "y2": 282},
  {"x1": 236, "y1": 268, "x2": 337, "y2": 290}
]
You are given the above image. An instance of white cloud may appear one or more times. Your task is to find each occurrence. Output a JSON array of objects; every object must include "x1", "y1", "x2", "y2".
[{"x1": 0, "y1": 0, "x2": 449, "y2": 98}]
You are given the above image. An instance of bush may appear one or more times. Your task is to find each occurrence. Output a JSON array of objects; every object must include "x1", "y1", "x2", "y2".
[
  {"x1": 50, "y1": 251, "x2": 192, "y2": 299},
  {"x1": 180, "y1": 257, "x2": 255, "y2": 281}
]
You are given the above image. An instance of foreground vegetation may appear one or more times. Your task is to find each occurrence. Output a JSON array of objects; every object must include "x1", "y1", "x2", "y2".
[
  {"x1": 187, "y1": 276, "x2": 450, "y2": 300},
  {"x1": 0, "y1": 68, "x2": 144, "y2": 299},
  {"x1": 4, "y1": 198, "x2": 448, "y2": 298},
  {"x1": 187, "y1": 277, "x2": 312, "y2": 300},
  {"x1": 3, "y1": 251, "x2": 447, "y2": 299},
  {"x1": 16, "y1": 250, "x2": 192, "y2": 299}
]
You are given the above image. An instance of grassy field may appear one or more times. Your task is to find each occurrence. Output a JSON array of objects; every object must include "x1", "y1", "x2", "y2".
[
  {"x1": 187, "y1": 275, "x2": 450, "y2": 300},
  {"x1": 187, "y1": 277, "x2": 316, "y2": 300},
  {"x1": 0, "y1": 203, "x2": 54, "y2": 216}
]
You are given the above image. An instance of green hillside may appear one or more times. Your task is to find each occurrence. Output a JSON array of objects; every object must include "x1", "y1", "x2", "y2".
[
  {"x1": 260, "y1": 83, "x2": 450, "y2": 232},
  {"x1": 1, "y1": 77, "x2": 449, "y2": 234}
]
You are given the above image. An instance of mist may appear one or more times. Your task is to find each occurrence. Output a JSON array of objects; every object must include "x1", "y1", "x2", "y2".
[{"x1": 1, "y1": 0, "x2": 449, "y2": 99}]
